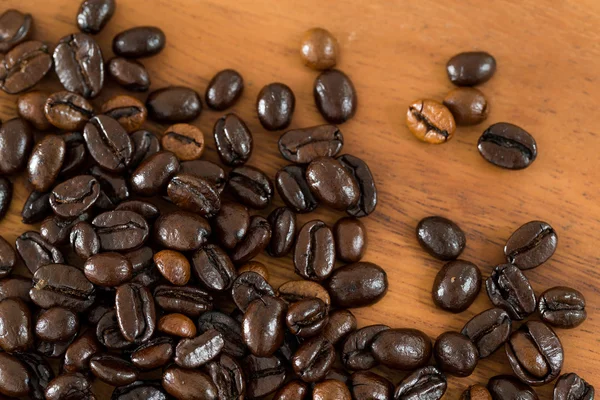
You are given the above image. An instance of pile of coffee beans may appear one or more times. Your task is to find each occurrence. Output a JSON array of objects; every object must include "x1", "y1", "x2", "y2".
[{"x1": 0, "y1": 3, "x2": 593, "y2": 400}]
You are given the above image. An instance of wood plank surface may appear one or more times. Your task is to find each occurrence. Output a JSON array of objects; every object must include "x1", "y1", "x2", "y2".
[{"x1": 0, "y1": 0, "x2": 599, "y2": 398}]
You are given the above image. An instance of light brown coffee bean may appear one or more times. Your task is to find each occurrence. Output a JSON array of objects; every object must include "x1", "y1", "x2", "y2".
[
  {"x1": 162, "y1": 123, "x2": 205, "y2": 161},
  {"x1": 406, "y1": 99, "x2": 456, "y2": 144},
  {"x1": 154, "y1": 250, "x2": 191, "y2": 286}
]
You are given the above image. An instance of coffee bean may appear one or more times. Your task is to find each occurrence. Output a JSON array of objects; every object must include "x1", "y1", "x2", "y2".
[
  {"x1": 478, "y1": 122, "x2": 537, "y2": 169},
  {"x1": 371, "y1": 328, "x2": 431, "y2": 370},
  {"x1": 213, "y1": 113, "x2": 253, "y2": 166},
  {"x1": 90, "y1": 354, "x2": 138, "y2": 387},
  {"x1": 154, "y1": 285, "x2": 213, "y2": 317},
  {"x1": 92, "y1": 210, "x2": 149, "y2": 251},
  {"x1": 180, "y1": 160, "x2": 227, "y2": 193},
  {"x1": 45, "y1": 372, "x2": 94, "y2": 400},
  {"x1": 306, "y1": 157, "x2": 359, "y2": 210},
  {"x1": 15, "y1": 352, "x2": 54, "y2": 400},
  {"x1": 243, "y1": 296, "x2": 287, "y2": 357},
  {"x1": 538, "y1": 286, "x2": 586, "y2": 328},
  {"x1": 116, "y1": 283, "x2": 156, "y2": 343},
  {"x1": 63, "y1": 329, "x2": 101, "y2": 373},
  {"x1": 84, "y1": 115, "x2": 134, "y2": 172},
  {"x1": 341, "y1": 325, "x2": 389, "y2": 370},
  {"x1": 460, "y1": 385, "x2": 492, "y2": 400},
  {"x1": 35, "y1": 307, "x2": 79, "y2": 343},
  {"x1": 504, "y1": 220, "x2": 557, "y2": 270},
  {"x1": 230, "y1": 215, "x2": 272, "y2": 264},
  {"x1": 60, "y1": 132, "x2": 88, "y2": 177},
  {"x1": 416, "y1": 216, "x2": 466, "y2": 260},
  {"x1": 198, "y1": 311, "x2": 246, "y2": 358},
  {"x1": 294, "y1": 220, "x2": 335, "y2": 281},
  {"x1": 292, "y1": 336, "x2": 335, "y2": 382},
  {"x1": 50, "y1": 175, "x2": 100, "y2": 218},
  {"x1": 268, "y1": 207, "x2": 296, "y2": 257},
  {"x1": 276, "y1": 164, "x2": 319, "y2": 213},
  {"x1": 212, "y1": 201, "x2": 249, "y2": 249},
  {"x1": 406, "y1": 99, "x2": 456, "y2": 144},
  {"x1": 0, "y1": 352, "x2": 31, "y2": 397},
  {"x1": 31, "y1": 264, "x2": 95, "y2": 312},
  {"x1": 461, "y1": 307, "x2": 512, "y2": 358},
  {"x1": 130, "y1": 336, "x2": 174, "y2": 370},
  {"x1": 278, "y1": 279, "x2": 330, "y2": 307},
  {"x1": 0, "y1": 277, "x2": 31, "y2": 304},
  {"x1": 487, "y1": 375, "x2": 539, "y2": 400},
  {"x1": 90, "y1": 165, "x2": 130, "y2": 209},
  {"x1": 447, "y1": 51, "x2": 496, "y2": 86},
  {"x1": 337, "y1": 154, "x2": 378, "y2": 218},
  {"x1": 300, "y1": 28, "x2": 338, "y2": 70},
  {"x1": 434, "y1": 331, "x2": 478, "y2": 377},
  {"x1": 84, "y1": 252, "x2": 133, "y2": 286},
  {"x1": 192, "y1": 244, "x2": 236, "y2": 291},
  {"x1": 44, "y1": 91, "x2": 95, "y2": 131},
  {"x1": 334, "y1": 217, "x2": 367, "y2": 263},
  {"x1": 16, "y1": 231, "x2": 64, "y2": 274},
  {"x1": 101, "y1": 95, "x2": 147, "y2": 133},
  {"x1": 206, "y1": 69, "x2": 244, "y2": 110},
  {"x1": 486, "y1": 264, "x2": 536, "y2": 320},
  {"x1": 0, "y1": 298, "x2": 32, "y2": 352},
  {"x1": 274, "y1": 380, "x2": 308, "y2": 400},
  {"x1": 158, "y1": 313, "x2": 196, "y2": 338},
  {"x1": 153, "y1": 210, "x2": 211, "y2": 251},
  {"x1": 394, "y1": 366, "x2": 447, "y2": 400},
  {"x1": 0, "y1": 9, "x2": 32, "y2": 52},
  {"x1": 0, "y1": 236, "x2": 18, "y2": 279},
  {"x1": 77, "y1": 0, "x2": 115, "y2": 34},
  {"x1": 244, "y1": 354, "x2": 287, "y2": 398},
  {"x1": 313, "y1": 380, "x2": 352, "y2": 400},
  {"x1": 96, "y1": 310, "x2": 131, "y2": 350},
  {"x1": 38, "y1": 337, "x2": 75, "y2": 357},
  {"x1": 257, "y1": 82, "x2": 295, "y2": 130},
  {"x1": 432, "y1": 260, "x2": 481, "y2": 313},
  {"x1": 27, "y1": 135, "x2": 66, "y2": 192},
  {"x1": 554, "y1": 373, "x2": 594, "y2": 400},
  {"x1": 167, "y1": 173, "x2": 220, "y2": 216},
  {"x1": 54, "y1": 33, "x2": 104, "y2": 98},
  {"x1": 505, "y1": 321, "x2": 564, "y2": 385},
  {"x1": 350, "y1": 371, "x2": 393, "y2": 400},
  {"x1": 123, "y1": 129, "x2": 162, "y2": 174},
  {"x1": 326, "y1": 262, "x2": 388, "y2": 308},
  {"x1": 239, "y1": 261, "x2": 269, "y2": 280},
  {"x1": 112, "y1": 380, "x2": 168, "y2": 400},
  {"x1": 0, "y1": 177, "x2": 11, "y2": 222},
  {"x1": 162, "y1": 366, "x2": 217, "y2": 400},
  {"x1": 278, "y1": 124, "x2": 343, "y2": 165},
  {"x1": 108, "y1": 57, "x2": 151, "y2": 91},
  {"x1": 231, "y1": 271, "x2": 276, "y2": 312},
  {"x1": 42, "y1": 214, "x2": 90, "y2": 246},
  {"x1": 17, "y1": 91, "x2": 51, "y2": 130},
  {"x1": 131, "y1": 151, "x2": 180, "y2": 196},
  {"x1": 443, "y1": 87, "x2": 489, "y2": 125},
  {"x1": 162, "y1": 123, "x2": 205, "y2": 161},
  {"x1": 205, "y1": 354, "x2": 245, "y2": 400},
  {"x1": 175, "y1": 328, "x2": 224, "y2": 368},
  {"x1": 22, "y1": 190, "x2": 51, "y2": 224},
  {"x1": 228, "y1": 165, "x2": 274, "y2": 209},
  {"x1": 146, "y1": 86, "x2": 202, "y2": 122},
  {"x1": 153, "y1": 250, "x2": 190, "y2": 286},
  {"x1": 0, "y1": 117, "x2": 33, "y2": 175},
  {"x1": 286, "y1": 298, "x2": 328, "y2": 338},
  {"x1": 314, "y1": 69, "x2": 357, "y2": 124},
  {"x1": 113, "y1": 26, "x2": 166, "y2": 58},
  {"x1": 116, "y1": 200, "x2": 160, "y2": 222},
  {"x1": 0, "y1": 41, "x2": 52, "y2": 94}
]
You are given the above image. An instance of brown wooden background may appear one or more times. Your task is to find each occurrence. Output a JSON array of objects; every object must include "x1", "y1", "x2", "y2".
[{"x1": 0, "y1": 0, "x2": 599, "y2": 398}]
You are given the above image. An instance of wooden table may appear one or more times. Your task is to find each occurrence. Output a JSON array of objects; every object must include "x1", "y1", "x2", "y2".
[{"x1": 1, "y1": 0, "x2": 599, "y2": 398}]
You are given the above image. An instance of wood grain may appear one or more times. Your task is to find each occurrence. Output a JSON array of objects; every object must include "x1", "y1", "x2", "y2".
[{"x1": 1, "y1": 0, "x2": 599, "y2": 398}]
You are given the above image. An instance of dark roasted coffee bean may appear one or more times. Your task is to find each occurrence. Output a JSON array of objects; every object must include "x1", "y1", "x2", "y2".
[
  {"x1": 129, "y1": 130, "x2": 161, "y2": 170},
  {"x1": 313, "y1": 380, "x2": 352, "y2": 400},
  {"x1": 90, "y1": 355, "x2": 138, "y2": 387},
  {"x1": 45, "y1": 373, "x2": 93, "y2": 400},
  {"x1": 486, "y1": 264, "x2": 536, "y2": 320},
  {"x1": 212, "y1": 201, "x2": 249, "y2": 249},
  {"x1": 16, "y1": 231, "x2": 64, "y2": 274},
  {"x1": 228, "y1": 165, "x2": 274, "y2": 209},
  {"x1": 232, "y1": 271, "x2": 276, "y2": 312},
  {"x1": 447, "y1": 51, "x2": 496, "y2": 86},
  {"x1": 278, "y1": 280, "x2": 330, "y2": 308},
  {"x1": 158, "y1": 313, "x2": 196, "y2": 337},
  {"x1": 0, "y1": 298, "x2": 32, "y2": 352},
  {"x1": 101, "y1": 95, "x2": 147, "y2": 133},
  {"x1": 163, "y1": 367, "x2": 218, "y2": 400},
  {"x1": 0, "y1": 276, "x2": 31, "y2": 302},
  {"x1": 130, "y1": 336, "x2": 174, "y2": 370},
  {"x1": 45, "y1": 91, "x2": 94, "y2": 131},
  {"x1": 334, "y1": 217, "x2": 367, "y2": 262},
  {"x1": 111, "y1": 380, "x2": 167, "y2": 400},
  {"x1": 257, "y1": 82, "x2": 295, "y2": 130},
  {"x1": 84, "y1": 115, "x2": 134, "y2": 172},
  {"x1": 314, "y1": 69, "x2": 357, "y2": 123},
  {"x1": 50, "y1": 175, "x2": 100, "y2": 218},
  {"x1": 162, "y1": 123, "x2": 205, "y2": 161},
  {"x1": 268, "y1": 207, "x2": 296, "y2": 257},
  {"x1": 279, "y1": 125, "x2": 343, "y2": 164},
  {"x1": 35, "y1": 307, "x2": 79, "y2": 342},
  {"x1": 276, "y1": 164, "x2": 319, "y2": 213},
  {"x1": 487, "y1": 375, "x2": 539, "y2": 400},
  {"x1": 64, "y1": 329, "x2": 101, "y2": 373},
  {"x1": 180, "y1": 160, "x2": 227, "y2": 193},
  {"x1": 416, "y1": 216, "x2": 466, "y2": 260},
  {"x1": 153, "y1": 210, "x2": 211, "y2": 251},
  {"x1": 113, "y1": 26, "x2": 165, "y2": 58},
  {"x1": 504, "y1": 220, "x2": 557, "y2": 270},
  {"x1": 505, "y1": 321, "x2": 563, "y2": 386},
  {"x1": 292, "y1": 336, "x2": 335, "y2": 383},
  {"x1": 434, "y1": 331, "x2": 478, "y2": 377},
  {"x1": 206, "y1": 69, "x2": 244, "y2": 110},
  {"x1": 243, "y1": 296, "x2": 287, "y2": 357},
  {"x1": 0, "y1": 41, "x2": 52, "y2": 94},
  {"x1": 294, "y1": 220, "x2": 335, "y2": 281},
  {"x1": 96, "y1": 310, "x2": 131, "y2": 350},
  {"x1": 60, "y1": 132, "x2": 88, "y2": 177},
  {"x1": 0, "y1": 9, "x2": 32, "y2": 52},
  {"x1": 538, "y1": 286, "x2": 587, "y2": 328},
  {"x1": 0, "y1": 118, "x2": 33, "y2": 175},
  {"x1": 54, "y1": 33, "x2": 104, "y2": 98},
  {"x1": 198, "y1": 311, "x2": 246, "y2": 358},
  {"x1": 0, "y1": 352, "x2": 32, "y2": 397},
  {"x1": 27, "y1": 135, "x2": 66, "y2": 192},
  {"x1": 341, "y1": 325, "x2": 389, "y2": 370},
  {"x1": 300, "y1": 27, "x2": 338, "y2": 70},
  {"x1": 554, "y1": 373, "x2": 594, "y2": 400},
  {"x1": 461, "y1": 308, "x2": 512, "y2": 358},
  {"x1": 478, "y1": 122, "x2": 537, "y2": 169},
  {"x1": 14, "y1": 352, "x2": 53, "y2": 400},
  {"x1": 205, "y1": 354, "x2": 245, "y2": 400},
  {"x1": 31, "y1": 263, "x2": 95, "y2": 312},
  {"x1": 327, "y1": 262, "x2": 388, "y2": 308},
  {"x1": 322, "y1": 309, "x2": 356, "y2": 345},
  {"x1": 371, "y1": 328, "x2": 431, "y2": 370},
  {"x1": 115, "y1": 283, "x2": 156, "y2": 343},
  {"x1": 350, "y1": 371, "x2": 393, "y2": 400},
  {"x1": 108, "y1": 57, "x2": 150, "y2": 91},
  {"x1": 306, "y1": 157, "x2": 359, "y2": 210},
  {"x1": 146, "y1": 86, "x2": 201, "y2": 122},
  {"x1": 432, "y1": 260, "x2": 481, "y2": 313},
  {"x1": 41, "y1": 213, "x2": 89, "y2": 246},
  {"x1": 131, "y1": 150, "x2": 180, "y2": 196},
  {"x1": 92, "y1": 210, "x2": 149, "y2": 251},
  {"x1": 286, "y1": 298, "x2": 328, "y2": 338},
  {"x1": 84, "y1": 252, "x2": 133, "y2": 286},
  {"x1": 406, "y1": 99, "x2": 456, "y2": 144},
  {"x1": 274, "y1": 380, "x2": 307, "y2": 400},
  {"x1": 230, "y1": 215, "x2": 271, "y2": 264},
  {"x1": 154, "y1": 250, "x2": 191, "y2": 286},
  {"x1": 213, "y1": 113, "x2": 253, "y2": 166},
  {"x1": 154, "y1": 285, "x2": 213, "y2": 317},
  {"x1": 0, "y1": 177, "x2": 11, "y2": 222},
  {"x1": 460, "y1": 385, "x2": 492, "y2": 400},
  {"x1": 17, "y1": 90, "x2": 52, "y2": 130},
  {"x1": 116, "y1": 200, "x2": 160, "y2": 221},
  {"x1": 192, "y1": 244, "x2": 236, "y2": 291},
  {"x1": 22, "y1": 190, "x2": 51, "y2": 224},
  {"x1": 394, "y1": 366, "x2": 447, "y2": 400},
  {"x1": 175, "y1": 328, "x2": 224, "y2": 368},
  {"x1": 167, "y1": 173, "x2": 220, "y2": 216},
  {"x1": 77, "y1": 0, "x2": 115, "y2": 34},
  {"x1": 239, "y1": 261, "x2": 269, "y2": 280},
  {"x1": 337, "y1": 154, "x2": 378, "y2": 217},
  {"x1": 443, "y1": 87, "x2": 489, "y2": 125},
  {"x1": 90, "y1": 165, "x2": 130, "y2": 209},
  {"x1": 244, "y1": 354, "x2": 287, "y2": 398}
]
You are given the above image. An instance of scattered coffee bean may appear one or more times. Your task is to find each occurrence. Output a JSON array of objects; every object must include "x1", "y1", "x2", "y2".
[
  {"x1": 27, "y1": 134, "x2": 66, "y2": 192},
  {"x1": 213, "y1": 113, "x2": 253, "y2": 166},
  {"x1": 45, "y1": 372, "x2": 94, "y2": 400},
  {"x1": 443, "y1": 87, "x2": 489, "y2": 125},
  {"x1": 198, "y1": 311, "x2": 246, "y2": 358},
  {"x1": 146, "y1": 86, "x2": 202, "y2": 122},
  {"x1": 394, "y1": 366, "x2": 447, "y2": 400},
  {"x1": 461, "y1": 307, "x2": 512, "y2": 358},
  {"x1": 232, "y1": 271, "x2": 276, "y2": 312},
  {"x1": 230, "y1": 215, "x2": 272, "y2": 264},
  {"x1": 349, "y1": 371, "x2": 393, "y2": 400},
  {"x1": 300, "y1": 27, "x2": 338, "y2": 70},
  {"x1": 292, "y1": 335, "x2": 335, "y2": 382},
  {"x1": 268, "y1": 207, "x2": 296, "y2": 257},
  {"x1": 487, "y1": 375, "x2": 539, "y2": 400},
  {"x1": 130, "y1": 336, "x2": 174, "y2": 370},
  {"x1": 538, "y1": 286, "x2": 587, "y2": 328},
  {"x1": 447, "y1": 51, "x2": 496, "y2": 86},
  {"x1": 90, "y1": 354, "x2": 138, "y2": 387},
  {"x1": 478, "y1": 122, "x2": 537, "y2": 169},
  {"x1": 41, "y1": 213, "x2": 90, "y2": 246},
  {"x1": 337, "y1": 154, "x2": 378, "y2": 217},
  {"x1": 504, "y1": 220, "x2": 557, "y2": 270},
  {"x1": 163, "y1": 366, "x2": 218, "y2": 399},
  {"x1": 0, "y1": 352, "x2": 33, "y2": 397},
  {"x1": 131, "y1": 150, "x2": 180, "y2": 196},
  {"x1": 162, "y1": 123, "x2": 205, "y2": 161},
  {"x1": 286, "y1": 298, "x2": 328, "y2": 338},
  {"x1": 158, "y1": 313, "x2": 196, "y2": 337},
  {"x1": 406, "y1": 99, "x2": 456, "y2": 144},
  {"x1": 371, "y1": 328, "x2": 431, "y2": 370},
  {"x1": 15, "y1": 231, "x2": 64, "y2": 274},
  {"x1": 77, "y1": 0, "x2": 116, "y2": 34},
  {"x1": 322, "y1": 309, "x2": 356, "y2": 345},
  {"x1": 276, "y1": 164, "x2": 319, "y2": 213},
  {"x1": 554, "y1": 373, "x2": 594, "y2": 400},
  {"x1": 313, "y1": 379, "x2": 352, "y2": 400},
  {"x1": 101, "y1": 94, "x2": 147, "y2": 132},
  {"x1": 432, "y1": 260, "x2": 481, "y2": 313},
  {"x1": 0, "y1": 177, "x2": 11, "y2": 222},
  {"x1": 326, "y1": 262, "x2": 388, "y2": 308},
  {"x1": 206, "y1": 69, "x2": 244, "y2": 110},
  {"x1": 50, "y1": 175, "x2": 100, "y2": 218},
  {"x1": 434, "y1": 331, "x2": 478, "y2": 377},
  {"x1": 175, "y1": 328, "x2": 224, "y2": 368},
  {"x1": 486, "y1": 264, "x2": 536, "y2": 320},
  {"x1": 115, "y1": 282, "x2": 156, "y2": 343},
  {"x1": 63, "y1": 329, "x2": 101, "y2": 373},
  {"x1": 257, "y1": 82, "x2": 296, "y2": 130},
  {"x1": 416, "y1": 216, "x2": 466, "y2": 260},
  {"x1": 92, "y1": 210, "x2": 149, "y2": 251},
  {"x1": 460, "y1": 384, "x2": 492, "y2": 400},
  {"x1": 154, "y1": 285, "x2": 213, "y2": 317},
  {"x1": 192, "y1": 244, "x2": 236, "y2": 291},
  {"x1": 306, "y1": 157, "x2": 359, "y2": 210},
  {"x1": 96, "y1": 310, "x2": 131, "y2": 350},
  {"x1": 0, "y1": 117, "x2": 33, "y2": 175},
  {"x1": 279, "y1": 124, "x2": 343, "y2": 164},
  {"x1": 294, "y1": 220, "x2": 335, "y2": 281},
  {"x1": 212, "y1": 201, "x2": 250, "y2": 249},
  {"x1": 341, "y1": 324, "x2": 390, "y2": 370},
  {"x1": 113, "y1": 26, "x2": 166, "y2": 58},
  {"x1": 0, "y1": 41, "x2": 52, "y2": 94},
  {"x1": 90, "y1": 165, "x2": 130, "y2": 209},
  {"x1": 22, "y1": 190, "x2": 51, "y2": 224},
  {"x1": 243, "y1": 296, "x2": 287, "y2": 357},
  {"x1": 84, "y1": 252, "x2": 133, "y2": 287},
  {"x1": 0, "y1": 236, "x2": 16, "y2": 278},
  {"x1": 17, "y1": 90, "x2": 51, "y2": 130},
  {"x1": 153, "y1": 249, "x2": 191, "y2": 286},
  {"x1": 314, "y1": 69, "x2": 357, "y2": 123},
  {"x1": 84, "y1": 115, "x2": 134, "y2": 172},
  {"x1": 244, "y1": 354, "x2": 287, "y2": 398},
  {"x1": 274, "y1": 380, "x2": 308, "y2": 400},
  {"x1": 35, "y1": 307, "x2": 79, "y2": 342},
  {"x1": 44, "y1": 91, "x2": 94, "y2": 131},
  {"x1": 334, "y1": 217, "x2": 367, "y2": 262},
  {"x1": 228, "y1": 165, "x2": 274, "y2": 209},
  {"x1": 167, "y1": 173, "x2": 221, "y2": 217},
  {"x1": 108, "y1": 57, "x2": 151, "y2": 91},
  {"x1": 0, "y1": 298, "x2": 33, "y2": 352},
  {"x1": 54, "y1": 33, "x2": 104, "y2": 98},
  {"x1": 31, "y1": 263, "x2": 95, "y2": 312},
  {"x1": 0, "y1": 9, "x2": 32, "y2": 52},
  {"x1": 153, "y1": 210, "x2": 211, "y2": 251},
  {"x1": 60, "y1": 132, "x2": 88, "y2": 177}
]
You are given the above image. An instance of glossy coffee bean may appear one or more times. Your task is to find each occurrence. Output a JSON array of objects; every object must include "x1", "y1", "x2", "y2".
[
  {"x1": 167, "y1": 174, "x2": 220, "y2": 217},
  {"x1": 154, "y1": 285, "x2": 213, "y2": 317},
  {"x1": 337, "y1": 154, "x2": 377, "y2": 217},
  {"x1": 92, "y1": 210, "x2": 149, "y2": 251},
  {"x1": 180, "y1": 160, "x2": 227, "y2": 193},
  {"x1": 146, "y1": 86, "x2": 201, "y2": 122},
  {"x1": 154, "y1": 210, "x2": 211, "y2": 251},
  {"x1": 461, "y1": 308, "x2": 512, "y2": 358},
  {"x1": 432, "y1": 260, "x2": 481, "y2": 313},
  {"x1": 130, "y1": 336, "x2": 174, "y2": 370},
  {"x1": 313, "y1": 380, "x2": 352, "y2": 400},
  {"x1": 434, "y1": 331, "x2": 478, "y2": 377},
  {"x1": 35, "y1": 307, "x2": 78, "y2": 342},
  {"x1": 406, "y1": 99, "x2": 456, "y2": 144},
  {"x1": 228, "y1": 165, "x2": 273, "y2": 209},
  {"x1": 504, "y1": 220, "x2": 557, "y2": 270},
  {"x1": 108, "y1": 57, "x2": 150, "y2": 91},
  {"x1": 15, "y1": 231, "x2": 64, "y2": 274},
  {"x1": 40, "y1": 213, "x2": 88, "y2": 246},
  {"x1": 416, "y1": 216, "x2": 466, "y2": 260},
  {"x1": 27, "y1": 135, "x2": 65, "y2": 192},
  {"x1": 239, "y1": 261, "x2": 269, "y2": 280},
  {"x1": 101, "y1": 95, "x2": 147, "y2": 133},
  {"x1": 268, "y1": 207, "x2": 296, "y2": 257},
  {"x1": 487, "y1": 375, "x2": 539, "y2": 400},
  {"x1": 0, "y1": 9, "x2": 32, "y2": 52},
  {"x1": 327, "y1": 262, "x2": 388, "y2": 308},
  {"x1": 0, "y1": 352, "x2": 31, "y2": 397},
  {"x1": 447, "y1": 51, "x2": 496, "y2": 86},
  {"x1": 96, "y1": 310, "x2": 131, "y2": 350},
  {"x1": 77, "y1": 0, "x2": 115, "y2": 34},
  {"x1": 314, "y1": 69, "x2": 357, "y2": 123},
  {"x1": 279, "y1": 124, "x2": 343, "y2": 164},
  {"x1": 0, "y1": 277, "x2": 32, "y2": 304},
  {"x1": 175, "y1": 328, "x2": 225, "y2": 368},
  {"x1": 306, "y1": 157, "x2": 359, "y2": 210},
  {"x1": 44, "y1": 91, "x2": 94, "y2": 131},
  {"x1": 192, "y1": 244, "x2": 236, "y2": 291},
  {"x1": 68, "y1": 221, "x2": 99, "y2": 259},
  {"x1": 50, "y1": 175, "x2": 100, "y2": 218},
  {"x1": 341, "y1": 324, "x2": 389, "y2": 370},
  {"x1": 349, "y1": 371, "x2": 393, "y2": 400},
  {"x1": 232, "y1": 271, "x2": 276, "y2": 312},
  {"x1": 89, "y1": 165, "x2": 130, "y2": 209},
  {"x1": 206, "y1": 69, "x2": 244, "y2": 110},
  {"x1": 112, "y1": 380, "x2": 168, "y2": 400},
  {"x1": 0, "y1": 298, "x2": 32, "y2": 352},
  {"x1": 486, "y1": 264, "x2": 536, "y2": 320},
  {"x1": 243, "y1": 296, "x2": 287, "y2": 357},
  {"x1": 276, "y1": 164, "x2": 319, "y2": 213},
  {"x1": 54, "y1": 33, "x2": 104, "y2": 98},
  {"x1": 0, "y1": 237, "x2": 16, "y2": 278},
  {"x1": 17, "y1": 90, "x2": 51, "y2": 130},
  {"x1": 90, "y1": 355, "x2": 138, "y2": 387},
  {"x1": 212, "y1": 202, "x2": 249, "y2": 249},
  {"x1": 45, "y1": 373, "x2": 94, "y2": 400},
  {"x1": 153, "y1": 250, "x2": 190, "y2": 286},
  {"x1": 198, "y1": 311, "x2": 246, "y2": 358},
  {"x1": 115, "y1": 283, "x2": 156, "y2": 344},
  {"x1": 443, "y1": 87, "x2": 489, "y2": 125},
  {"x1": 0, "y1": 41, "x2": 52, "y2": 94},
  {"x1": 63, "y1": 329, "x2": 101, "y2": 373},
  {"x1": 0, "y1": 118, "x2": 32, "y2": 175},
  {"x1": 0, "y1": 178, "x2": 11, "y2": 222},
  {"x1": 554, "y1": 373, "x2": 594, "y2": 400},
  {"x1": 84, "y1": 115, "x2": 133, "y2": 172},
  {"x1": 505, "y1": 321, "x2": 563, "y2": 386},
  {"x1": 274, "y1": 380, "x2": 308, "y2": 400},
  {"x1": 162, "y1": 124, "x2": 205, "y2": 161},
  {"x1": 394, "y1": 366, "x2": 447, "y2": 400},
  {"x1": 131, "y1": 150, "x2": 180, "y2": 196},
  {"x1": 294, "y1": 220, "x2": 335, "y2": 281},
  {"x1": 538, "y1": 286, "x2": 586, "y2": 328},
  {"x1": 123, "y1": 246, "x2": 153, "y2": 274},
  {"x1": 371, "y1": 328, "x2": 431, "y2": 370},
  {"x1": 278, "y1": 280, "x2": 330, "y2": 308},
  {"x1": 84, "y1": 252, "x2": 133, "y2": 286},
  {"x1": 31, "y1": 264, "x2": 95, "y2": 312},
  {"x1": 286, "y1": 298, "x2": 328, "y2": 337},
  {"x1": 230, "y1": 215, "x2": 272, "y2": 264},
  {"x1": 113, "y1": 26, "x2": 166, "y2": 58},
  {"x1": 322, "y1": 309, "x2": 356, "y2": 345},
  {"x1": 460, "y1": 385, "x2": 492, "y2": 400},
  {"x1": 478, "y1": 122, "x2": 537, "y2": 169},
  {"x1": 158, "y1": 313, "x2": 196, "y2": 337},
  {"x1": 292, "y1": 335, "x2": 335, "y2": 383},
  {"x1": 163, "y1": 367, "x2": 217, "y2": 400},
  {"x1": 257, "y1": 82, "x2": 295, "y2": 130},
  {"x1": 244, "y1": 354, "x2": 287, "y2": 398},
  {"x1": 334, "y1": 217, "x2": 367, "y2": 262},
  {"x1": 300, "y1": 27, "x2": 338, "y2": 70},
  {"x1": 60, "y1": 132, "x2": 88, "y2": 177},
  {"x1": 213, "y1": 113, "x2": 253, "y2": 166}
]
